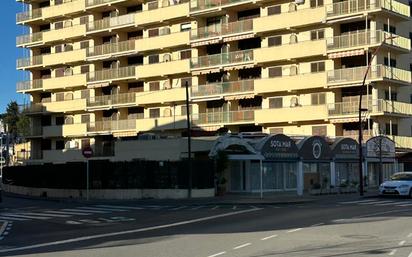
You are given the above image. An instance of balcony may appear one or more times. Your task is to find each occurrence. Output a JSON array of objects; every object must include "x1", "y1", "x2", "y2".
[
  {"x1": 135, "y1": 2, "x2": 190, "y2": 26},
  {"x1": 22, "y1": 99, "x2": 87, "y2": 114},
  {"x1": 18, "y1": 49, "x2": 87, "y2": 69},
  {"x1": 391, "y1": 136, "x2": 412, "y2": 149},
  {"x1": 255, "y1": 105, "x2": 328, "y2": 124},
  {"x1": 43, "y1": 74, "x2": 87, "y2": 91},
  {"x1": 138, "y1": 31, "x2": 190, "y2": 52},
  {"x1": 87, "y1": 40, "x2": 137, "y2": 60},
  {"x1": 17, "y1": 55, "x2": 43, "y2": 69},
  {"x1": 87, "y1": 93, "x2": 137, "y2": 110},
  {"x1": 43, "y1": 123, "x2": 87, "y2": 137},
  {"x1": 87, "y1": 66, "x2": 137, "y2": 84},
  {"x1": 191, "y1": 19, "x2": 253, "y2": 45},
  {"x1": 137, "y1": 59, "x2": 191, "y2": 78},
  {"x1": 16, "y1": 8, "x2": 42, "y2": 23},
  {"x1": 254, "y1": 7, "x2": 326, "y2": 34},
  {"x1": 87, "y1": 13, "x2": 135, "y2": 33},
  {"x1": 87, "y1": 120, "x2": 136, "y2": 134},
  {"x1": 255, "y1": 72, "x2": 327, "y2": 94},
  {"x1": 43, "y1": 25, "x2": 87, "y2": 44},
  {"x1": 190, "y1": 0, "x2": 255, "y2": 14},
  {"x1": 86, "y1": 0, "x2": 129, "y2": 8},
  {"x1": 194, "y1": 109, "x2": 255, "y2": 125},
  {"x1": 136, "y1": 87, "x2": 186, "y2": 105},
  {"x1": 191, "y1": 80, "x2": 254, "y2": 99},
  {"x1": 326, "y1": 0, "x2": 410, "y2": 21},
  {"x1": 16, "y1": 32, "x2": 43, "y2": 47},
  {"x1": 255, "y1": 40, "x2": 327, "y2": 64},
  {"x1": 16, "y1": 80, "x2": 43, "y2": 92},
  {"x1": 327, "y1": 30, "x2": 411, "y2": 53},
  {"x1": 136, "y1": 115, "x2": 187, "y2": 132},
  {"x1": 327, "y1": 65, "x2": 412, "y2": 87},
  {"x1": 191, "y1": 49, "x2": 254, "y2": 72}
]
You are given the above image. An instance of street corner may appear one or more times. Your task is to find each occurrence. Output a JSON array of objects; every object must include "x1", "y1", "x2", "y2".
[{"x1": 0, "y1": 221, "x2": 13, "y2": 241}]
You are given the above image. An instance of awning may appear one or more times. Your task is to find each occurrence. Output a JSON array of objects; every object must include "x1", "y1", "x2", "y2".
[
  {"x1": 224, "y1": 94, "x2": 255, "y2": 101},
  {"x1": 223, "y1": 33, "x2": 254, "y2": 43},
  {"x1": 191, "y1": 39, "x2": 220, "y2": 47},
  {"x1": 328, "y1": 49, "x2": 365, "y2": 59},
  {"x1": 87, "y1": 82, "x2": 110, "y2": 89}
]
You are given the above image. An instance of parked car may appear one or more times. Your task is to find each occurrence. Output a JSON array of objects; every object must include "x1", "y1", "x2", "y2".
[{"x1": 379, "y1": 172, "x2": 412, "y2": 197}]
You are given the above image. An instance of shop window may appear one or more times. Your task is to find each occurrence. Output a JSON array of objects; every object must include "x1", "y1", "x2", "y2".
[
  {"x1": 269, "y1": 97, "x2": 283, "y2": 108},
  {"x1": 148, "y1": 55, "x2": 159, "y2": 64},
  {"x1": 310, "y1": 61, "x2": 325, "y2": 72},
  {"x1": 310, "y1": 0, "x2": 324, "y2": 7},
  {"x1": 312, "y1": 125, "x2": 327, "y2": 136},
  {"x1": 268, "y1": 66, "x2": 282, "y2": 77},
  {"x1": 56, "y1": 140, "x2": 65, "y2": 150},
  {"x1": 149, "y1": 108, "x2": 160, "y2": 118},
  {"x1": 311, "y1": 93, "x2": 326, "y2": 105},
  {"x1": 268, "y1": 5, "x2": 281, "y2": 15},
  {"x1": 310, "y1": 29, "x2": 324, "y2": 40},
  {"x1": 268, "y1": 36, "x2": 282, "y2": 47}
]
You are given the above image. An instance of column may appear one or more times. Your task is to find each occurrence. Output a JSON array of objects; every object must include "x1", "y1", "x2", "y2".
[
  {"x1": 330, "y1": 161, "x2": 336, "y2": 188},
  {"x1": 297, "y1": 161, "x2": 304, "y2": 196}
]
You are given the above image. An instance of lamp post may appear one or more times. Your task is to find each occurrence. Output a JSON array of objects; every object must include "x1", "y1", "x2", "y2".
[
  {"x1": 358, "y1": 33, "x2": 397, "y2": 196},
  {"x1": 185, "y1": 81, "x2": 193, "y2": 198}
]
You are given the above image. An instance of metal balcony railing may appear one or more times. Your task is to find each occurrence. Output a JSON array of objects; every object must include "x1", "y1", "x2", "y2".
[
  {"x1": 87, "y1": 13, "x2": 135, "y2": 32},
  {"x1": 191, "y1": 79, "x2": 254, "y2": 97},
  {"x1": 87, "y1": 66, "x2": 137, "y2": 82},
  {"x1": 190, "y1": 0, "x2": 252, "y2": 11},
  {"x1": 87, "y1": 119, "x2": 136, "y2": 132},
  {"x1": 16, "y1": 31, "x2": 43, "y2": 45},
  {"x1": 16, "y1": 55, "x2": 43, "y2": 69},
  {"x1": 16, "y1": 80, "x2": 43, "y2": 91},
  {"x1": 87, "y1": 93, "x2": 136, "y2": 108},
  {"x1": 328, "y1": 99, "x2": 412, "y2": 116},
  {"x1": 16, "y1": 8, "x2": 42, "y2": 23},
  {"x1": 327, "y1": 0, "x2": 410, "y2": 18},
  {"x1": 86, "y1": 0, "x2": 127, "y2": 7},
  {"x1": 191, "y1": 19, "x2": 253, "y2": 40},
  {"x1": 194, "y1": 109, "x2": 255, "y2": 124},
  {"x1": 191, "y1": 49, "x2": 254, "y2": 69},
  {"x1": 87, "y1": 40, "x2": 136, "y2": 57}
]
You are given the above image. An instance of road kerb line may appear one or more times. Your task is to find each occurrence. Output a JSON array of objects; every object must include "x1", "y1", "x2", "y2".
[
  {"x1": 207, "y1": 251, "x2": 226, "y2": 257},
  {"x1": 261, "y1": 234, "x2": 278, "y2": 241},
  {"x1": 388, "y1": 249, "x2": 397, "y2": 256},
  {"x1": 0, "y1": 208, "x2": 262, "y2": 253},
  {"x1": 310, "y1": 223, "x2": 325, "y2": 227},
  {"x1": 233, "y1": 243, "x2": 251, "y2": 250},
  {"x1": 287, "y1": 228, "x2": 302, "y2": 233},
  {"x1": 399, "y1": 240, "x2": 406, "y2": 246}
]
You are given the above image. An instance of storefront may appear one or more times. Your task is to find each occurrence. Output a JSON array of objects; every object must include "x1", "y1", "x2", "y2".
[
  {"x1": 365, "y1": 136, "x2": 397, "y2": 188},
  {"x1": 331, "y1": 138, "x2": 359, "y2": 188},
  {"x1": 298, "y1": 136, "x2": 333, "y2": 191}
]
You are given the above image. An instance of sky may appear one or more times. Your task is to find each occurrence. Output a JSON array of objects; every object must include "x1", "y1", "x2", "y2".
[{"x1": 0, "y1": 2, "x2": 27, "y2": 113}]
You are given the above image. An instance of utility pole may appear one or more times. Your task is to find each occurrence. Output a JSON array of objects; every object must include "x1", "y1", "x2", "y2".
[{"x1": 185, "y1": 81, "x2": 192, "y2": 198}]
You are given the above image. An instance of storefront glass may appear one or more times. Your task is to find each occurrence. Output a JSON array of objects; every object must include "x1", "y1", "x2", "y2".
[
  {"x1": 303, "y1": 162, "x2": 331, "y2": 190},
  {"x1": 335, "y1": 162, "x2": 359, "y2": 187}
]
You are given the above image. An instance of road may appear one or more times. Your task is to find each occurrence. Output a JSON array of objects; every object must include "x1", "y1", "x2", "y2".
[{"x1": 0, "y1": 195, "x2": 412, "y2": 257}]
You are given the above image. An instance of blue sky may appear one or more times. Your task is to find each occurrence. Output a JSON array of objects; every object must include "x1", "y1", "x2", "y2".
[{"x1": 0, "y1": 2, "x2": 26, "y2": 113}]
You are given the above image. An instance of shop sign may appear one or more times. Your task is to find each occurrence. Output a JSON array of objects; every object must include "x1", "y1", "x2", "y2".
[
  {"x1": 366, "y1": 136, "x2": 395, "y2": 158},
  {"x1": 332, "y1": 138, "x2": 359, "y2": 159},
  {"x1": 299, "y1": 136, "x2": 332, "y2": 160},
  {"x1": 260, "y1": 134, "x2": 298, "y2": 160}
]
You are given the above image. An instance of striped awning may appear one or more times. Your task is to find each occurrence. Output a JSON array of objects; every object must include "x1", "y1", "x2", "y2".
[
  {"x1": 224, "y1": 94, "x2": 255, "y2": 101},
  {"x1": 87, "y1": 82, "x2": 110, "y2": 89},
  {"x1": 191, "y1": 39, "x2": 220, "y2": 47},
  {"x1": 328, "y1": 49, "x2": 365, "y2": 59},
  {"x1": 223, "y1": 33, "x2": 254, "y2": 43},
  {"x1": 330, "y1": 117, "x2": 360, "y2": 123}
]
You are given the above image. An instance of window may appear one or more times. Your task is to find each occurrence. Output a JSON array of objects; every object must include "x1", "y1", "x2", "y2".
[
  {"x1": 56, "y1": 140, "x2": 65, "y2": 150},
  {"x1": 128, "y1": 82, "x2": 144, "y2": 92},
  {"x1": 181, "y1": 105, "x2": 192, "y2": 116},
  {"x1": 310, "y1": 29, "x2": 324, "y2": 40},
  {"x1": 81, "y1": 90, "x2": 90, "y2": 99},
  {"x1": 81, "y1": 114, "x2": 90, "y2": 124},
  {"x1": 149, "y1": 108, "x2": 160, "y2": 118},
  {"x1": 149, "y1": 81, "x2": 160, "y2": 91},
  {"x1": 268, "y1": 5, "x2": 281, "y2": 15},
  {"x1": 312, "y1": 126, "x2": 327, "y2": 136},
  {"x1": 268, "y1": 66, "x2": 282, "y2": 77},
  {"x1": 181, "y1": 77, "x2": 192, "y2": 87},
  {"x1": 64, "y1": 44, "x2": 73, "y2": 51},
  {"x1": 65, "y1": 116, "x2": 74, "y2": 125},
  {"x1": 384, "y1": 57, "x2": 397, "y2": 67},
  {"x1": 410, "y1": 32, "x2": 412, "y2": 48},
  {"x1": 383, "y1": 24, "x2": 396, "y2": 34},
  {"x1": 310, "y1": 61, "x2": 325, "y2": 72},
  {"x1": 55, "y1": 116, "x2": 64, "y2": 125},
  {"x1": 55, "y1": 93, "x2": 64, "y2": 102},
  {"x1": 386, "y1": 123, "x2": 398, "y2": 135},
  {"x1": 81, "y1": 65, "x2": 90, "y2": 74},
  {"x1": 81, "y1": 139, "x2": 90, "y2": 149},
  {"x1": 311, "y1": 93, "x2": 326, "y2": 105},
  {"x1": 148, "y1": 55, "x2": 159, "y2": 64},
  {"x1": 55, "y1": 44, "x2": 63, "y2": 53},
  {"x1": 268, "y1": 36, "x2": 282, "y2": 46},
  {"x1": 310, "y1": 0, "x2": 324, "y2": 7},
  {"x1": 148, "y1": 28, "x2": 159, "y2": 37},
  {"x1": 269, "y1": 97, "x2": 283, "y2": 108},
  {"x1": 128, "y1": 30, "x2": 143, "y2": 40},
  {"x1": 54, "y1": 21, "x2": 63, "y2": 30},
  {"x1": 55, "y1": 0, "x2": 63, "y2": 5},
  {"x1": 180, "y1": 23, "x2": 191, "y2": 32},
  {"x1": 80, "y1": 41, "x2": 89, "y2": 49},
  {"x1": 384, "y1": 90, "x2": 397, "y2": 100},
  {"x1": 80, "y1": 16, "x2": 89, "y2": 25},
  {"x1": 148, "y1": 1, "x2": 158, "y2": 10},
  {"x1": 55, "y1": 68, "x2": 65, "y2": 77},
  {"x1": 180, "y1": 50, "x2": 192, "y2": 60}
]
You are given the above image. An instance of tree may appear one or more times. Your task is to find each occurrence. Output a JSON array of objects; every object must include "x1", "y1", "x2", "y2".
[
  {"x1": 2, "y1": 101, "x2": 19, "y2": 140},
  {"x1": 17, "y1": 114, "x2": 31, "y2": 141}
]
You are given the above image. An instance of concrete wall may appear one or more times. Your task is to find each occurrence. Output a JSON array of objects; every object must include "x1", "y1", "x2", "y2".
[{"x1": 2, "y1": 184, "x2": 214, "y2": 200}]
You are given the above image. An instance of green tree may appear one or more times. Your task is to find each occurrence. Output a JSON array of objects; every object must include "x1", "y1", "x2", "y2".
[
  {"x1": 17, "y1": 114, "x2": 31, "y2": 140},
  {"x1": 2, "y1": 101, "x2": 19, "y2": 140}
]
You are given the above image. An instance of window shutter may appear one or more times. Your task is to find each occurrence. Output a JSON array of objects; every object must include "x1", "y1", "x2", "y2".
[
  {"x1": 148, "y1": 28, "x2": 159, "y2": 37},
  {"x1": 268, "y1": 67, "x2": 282, "y2": 77},
  {"x1": 149, "y1": 81, "x2": 160, "y2": 91}
]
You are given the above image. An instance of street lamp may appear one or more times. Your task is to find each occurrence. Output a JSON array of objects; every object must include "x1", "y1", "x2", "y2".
[{"x1": 358, "y1": 34, "x2": 397, "y2": 196}]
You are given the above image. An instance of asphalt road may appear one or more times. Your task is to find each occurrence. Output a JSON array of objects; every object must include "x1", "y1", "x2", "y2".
[{"x1": 0, "y1": 195, "x2": 412, "y2": 257}]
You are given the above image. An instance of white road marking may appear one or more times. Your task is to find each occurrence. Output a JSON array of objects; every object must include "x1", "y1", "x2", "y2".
[
  {"x1": 354, "y1": 208, "x2": 412, "y2": 219},
  {"x1": 261, "y1": 234, "x2": 278, "y2": 241},
  {"x1": 170, "y1": 206, "x2": 187, "y2": 211},
  {"x1": 44, "y1": 210, "x2": 91, "y2": 216},
  {"x1": 21, "y1": 212, "x2": 71, "y2": 218},
  {"x1": 207, "y1": 251, "x2": 226, "y2": 257},
  {"x1": 233, "y1": 243, "x2": 251, "y2": 250},
  {"x1": 287, "y1": 228, "x2": 303, "y2": 233},
  {"x1": 0, "y1": 216, "x2": 28, "y2": 221},
  {"x1": 232, "y1": 206, "x2": 237, "y2": 210},
  {"x1": 76, "y1": 207, "x2": 123, "y2": 212},
  {"x1": 0, "y1": 213, "x2": 50, "y2": 220},
  {"x1": 408, "y1": 233, "x2": 412, "y2": 238},
  {"x1": 63, "y1": 208, "x2": 108, "y2": 214},
  {"x1": 397, "y1": 204, "x2": 412, "y2": 207},
  {"x1": 399, "y1": 240, "x2": 406, "y2": 246},
  {"x1": 388, "y1": 249, "x2": 397, "y2": 256},
  {"x1": 191, "y1": 206, "x2": 204, "y2": 210},
  {"x1": 66, "y1": 221, "x2": 82, "y2": 225},
  {"x1": 0, "y1": 222, "x2": 8, "y2": 237},
  {"x1": 359, "y1": 200, "x2": 393, "y2": 205},
  {"x1": 94, "y1": 205, "x2": 143, "y2": 210},
  {"x1": 310, "y1": 223, "x2": 325, "y2": 227},
  {"x1": 408, "y1": 251, "x2": 412, "y2": 257},
  {"x1": 0, "y1": 208, "x2": 261, "y2": 253},
  {"x1": 212, "y1": 206, "x2": 219, "y2": 210},
  {"x1": 339, "y1": 199, "x2": 377, "y2": 204}
]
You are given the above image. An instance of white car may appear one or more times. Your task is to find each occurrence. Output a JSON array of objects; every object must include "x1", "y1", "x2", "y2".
[{"x1": 379, "y1": 172, "x2": 412, "y2": 197}]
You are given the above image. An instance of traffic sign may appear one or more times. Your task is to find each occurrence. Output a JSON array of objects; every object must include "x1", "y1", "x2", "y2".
[{"x1": 82, "y1": 147, "x2": 93, "y2": 158}]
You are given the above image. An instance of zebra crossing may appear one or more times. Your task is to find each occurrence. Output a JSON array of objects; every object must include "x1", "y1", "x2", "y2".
[
  {"x1": 0, "y1": 204, "x2": 263, "y2": 223},
  {"x1": 339, "y1": 198, "x2": 412, "y2": 207}
]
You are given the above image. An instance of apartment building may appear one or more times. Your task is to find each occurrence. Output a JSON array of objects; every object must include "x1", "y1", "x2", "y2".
[{"x1": 16, "y1": 0, "x2": 412, "y2": 164}]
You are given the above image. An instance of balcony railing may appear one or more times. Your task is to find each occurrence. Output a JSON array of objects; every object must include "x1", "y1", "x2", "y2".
[
  {"x1": 16, "y1": 31, "x2": 43, "y2": 45},
  {"x1": 21, "y1": 103, "x2": 45, "y2": 114},
  {"x1": 17, "y1": 55, "x2": 43, "y2": 69},
  {"x1": 16, "y1": 80, "x2": 43, "y2": 91},
  {"x1": 87, "y1": 66, "x2": 137, "y2": 82},
  {"x1": 327, "y1": 65, "x2": 411, "y2": 85},
  {"x1": 191, "y1": 19, "x2": 253, "y2": 41},
  {"x1": 328, "y1": 99, "x2": 412, "y2": 116},
  {"x1": 86, "y1": 0, "x2": 125, "y2": 7},
  {"x1": 194, "y1": 109, "x2": 255, "y2": 124},
  {"x1": 87, "y1": 40, "x2": 136, "y2": 57},
  {"x1": 191, "y1": 49, "x2": 254, "y2": 69},
  {"x1": 87, "y1": 93, "x2": 136, "y2": 108},
  {"x1": 87, "y1": 13, "x2": 135, "y2": 32},
  {"x1": 190, "y1": 0, "x2": 252, "y2": 12},
  {"x1": 16, "y1": 8, "x2": 42, "y2": 23},
  {"x1": 87, "y1": 119, "x2": 136, "y2": 132},
  {"x1": 327, "y1": 0, "x2": 410, "y2": 18},
  {"x1": 327, "y1": 30, "x2": 410, "y2": 51},
  {"x1": 191, "y1": 79, "x2": 254, "y2": 97}
]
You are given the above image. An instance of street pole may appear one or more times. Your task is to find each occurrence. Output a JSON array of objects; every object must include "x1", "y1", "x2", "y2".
[
  {"x1": 86, "y1": 159, "x2": 89, "y2": 201},
  {"x1": 379, "y1": 136, "x2": 383, "y2": 185},
  {"x1": 185, "y1": 81, "x2": 192, "y2": 198},
  {"x1": 0, "y1": 135, "x2": 3, "y2": 177}
]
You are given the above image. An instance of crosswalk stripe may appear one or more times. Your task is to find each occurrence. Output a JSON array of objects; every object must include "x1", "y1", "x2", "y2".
[
  {"x1": 375, "y1": 202, "x2": 401, "y2": 206},
  {"x1": 94, "y1": 205, "x2": 144, "y2": 210},
  {"x1": 211, "y1": 206, "x2": 219, "y2": 210},
  {"x1": 0, "y1": 214, "x2": 50, "y2": 220},
  {"x1": 340, "y1": 199, "x2": 377, "y2": 204},
  {"x1": 359, "y1": 200, "x2": 392, "y2": 205},
  {"x1": 170, "y1": 206, "x2": 186, "y2": 211},
  {"x1": 397, "y1": 203, "x2": 412, "y2": 207},
  {"x1": 0, "y1": 216, "x2": 28, "y2": 221},
  {"x1": 62, "y1": 208, "x2": 109, "y2": 214},
  {"x1": 76, "y1": 207, "x2": 127, "y2": 212},
  {"x1": 190, "y1": 206, "x2": 204, "y2": 210},
  {"x1": 21, "y1": 212, "x2": 71, "y2": 218},
  {"x1": 44, "y1": 210, "x2": 91, "y2": 216}
]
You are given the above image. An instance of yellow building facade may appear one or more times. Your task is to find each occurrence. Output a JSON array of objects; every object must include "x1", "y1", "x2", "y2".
[{"x1": 16, "y1": 0, "x2": 412, "y2": 163}]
